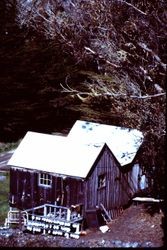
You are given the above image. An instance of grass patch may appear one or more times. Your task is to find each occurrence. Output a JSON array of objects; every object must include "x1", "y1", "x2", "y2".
[
  {"x1": 0, "y1": 172, "x2": 9, "y2": 225},
  {"x1": 0, "y1": 140, "x2": 21, "y2": 153}
]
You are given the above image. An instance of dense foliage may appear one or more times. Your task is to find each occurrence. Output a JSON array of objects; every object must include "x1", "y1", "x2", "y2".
[{"x1": 0, "y1": 0, "x2": 166, "y2": 199}]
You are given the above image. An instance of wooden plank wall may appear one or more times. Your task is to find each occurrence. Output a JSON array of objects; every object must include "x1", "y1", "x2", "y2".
[
  {"x1": 9, "y1": 151, "x2": 141, "y2": 221},
  {"x1": 85, "y1": 146, "x2": 134, "y2": 219},
  {"x1": 9, "y1": 168, "x2": 85, "y2": 211}
]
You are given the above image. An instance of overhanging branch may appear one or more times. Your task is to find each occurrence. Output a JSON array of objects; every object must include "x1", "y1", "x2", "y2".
[{"x1": 60, "y1": 83, "x2": 166, "y2": 101}]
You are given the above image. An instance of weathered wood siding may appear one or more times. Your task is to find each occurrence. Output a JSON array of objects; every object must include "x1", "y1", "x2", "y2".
[
  {"x1": 85, "y1": 145, "x2": 135, "y2": 218},
  {"x1": 9, "y1": 146, "x2": 141, "y2": 221},
  {"x1": 9, "y1": 168, "x2": 84, "y2": 210}
]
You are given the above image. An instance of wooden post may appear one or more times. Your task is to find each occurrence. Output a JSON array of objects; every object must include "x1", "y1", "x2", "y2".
[
  {"x1": 19, "y1": 210, "x2": 22, "y2": 230},
  {"x1": 44, "y1": 205, "x2": 47, "y2": 216},
  {"x1": 73, "y1": 223, "x2": 80, "y2": 234},
  {"x1": 67, "y1": 209, "x2": 71, "y2": 221},
  {"x1": 12, "y1": 195, "x2": 14, "y2": 204}
]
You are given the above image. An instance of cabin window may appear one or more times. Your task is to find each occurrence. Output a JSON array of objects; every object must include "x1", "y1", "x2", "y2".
[
  {"x1": 98, "y1": 174, "x2": 106, "y2": 189},
  {"x1": 38, "y1": 173, "x2": 52, "y2": 187}
]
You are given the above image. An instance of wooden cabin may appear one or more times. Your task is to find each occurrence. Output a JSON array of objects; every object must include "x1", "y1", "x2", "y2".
[{"x1": 7, "y1": 120, "x2": 147, "y2": 232}]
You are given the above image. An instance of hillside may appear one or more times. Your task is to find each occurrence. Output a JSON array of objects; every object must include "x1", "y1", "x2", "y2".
[{"x1": 0, "y1": 0, "x2": 166, "y2": 201}]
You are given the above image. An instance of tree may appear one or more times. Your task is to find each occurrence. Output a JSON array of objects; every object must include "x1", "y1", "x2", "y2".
[{"x1": 2, "y1": 0, "x2": 166, "y2": 198}]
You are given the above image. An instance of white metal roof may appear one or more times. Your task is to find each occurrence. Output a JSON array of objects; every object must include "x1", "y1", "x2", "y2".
[
  {"x1": 68, "y1": 120, "x2": 144, "y2": 166},
  {"x1": 7, "y1": 120, "x2": 144, "y2": 178},
  {"x1": 7, "y1": 131, "x2": 103, "y2": 178}
]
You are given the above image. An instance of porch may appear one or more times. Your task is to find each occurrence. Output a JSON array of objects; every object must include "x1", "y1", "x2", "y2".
[{"x1": 5, "y1": 203, "x2": 83, "y2": 239}]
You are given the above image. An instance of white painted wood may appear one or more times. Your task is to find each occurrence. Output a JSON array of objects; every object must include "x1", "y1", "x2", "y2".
[{"x1": 132, "y1": 197, "x2": 163, "y2": 202}]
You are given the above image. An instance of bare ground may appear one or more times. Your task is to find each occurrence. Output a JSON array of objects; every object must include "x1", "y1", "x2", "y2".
[
  {"x1": 84, "y1": 203, "x2": 164, "y2": 247},
  {"x1": 0, "y1": 203, "x2": 164, "y2": 248}
]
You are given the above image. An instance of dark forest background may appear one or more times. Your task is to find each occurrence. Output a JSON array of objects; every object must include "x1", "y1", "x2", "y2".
[{"x1": 0, "y1": 0, "x2": 166, "y2": 200}]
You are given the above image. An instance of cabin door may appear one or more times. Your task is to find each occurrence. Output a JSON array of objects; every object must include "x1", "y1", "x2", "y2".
[
  {"x1": 54, "y1": 177, "x2": 67, "y2": 206},
  {"x1": 96, "y1": 173, "x2": 106, "y2": 206},
  {"x1": 97, "y1": 187, "x2": 106, "y2": 206}
]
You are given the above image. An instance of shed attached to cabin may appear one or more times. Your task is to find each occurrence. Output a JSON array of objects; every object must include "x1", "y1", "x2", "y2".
[{"x1": 7, "y1": 120, "x2": 146, "y2": 228}]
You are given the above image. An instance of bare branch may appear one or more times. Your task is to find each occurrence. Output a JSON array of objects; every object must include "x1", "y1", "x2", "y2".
[
  {"x1": 121, "y1": 0, "x2": 147, "y2": 16},
  {"x1": 84, "y1": 46, "x2": 96, "y2": 55},
  {"x1": 60, "y1": 83, "x2": 90, "y2": 95},
  {"x1": 130, "y1": 93, "x2": 166, "y2": 99},
  {"x1": 84, "y1": 46, "x2": 120, "y2": 68},
  {"x1": 105, "y1": 59, "x2": 120, "y2": 68},
  {"x1": 36, "y1": 10, "x2": 51, "y2": 23},
  {"x1": 76, "y1": 94, "x2": 90, "y2": 102},
  {"x1": 138, "y1": 42, "x2": 166, "y2": 71},
  {"x1": 60, "y1": 83, "x2": 166, "y2": 101}
]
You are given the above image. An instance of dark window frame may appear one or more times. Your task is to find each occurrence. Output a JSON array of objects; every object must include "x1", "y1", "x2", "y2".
[{"x1": 98, "y1": 173, "x2": 106, "y2": 189}]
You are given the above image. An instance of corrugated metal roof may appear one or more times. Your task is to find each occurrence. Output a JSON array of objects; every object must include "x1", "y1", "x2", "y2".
[
  {"x1": 68, "y1": 120, "x2": 144, "y2": 166},
  {"x1": 7, "y1": 131, "x2": 103, "y2": 178}
]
